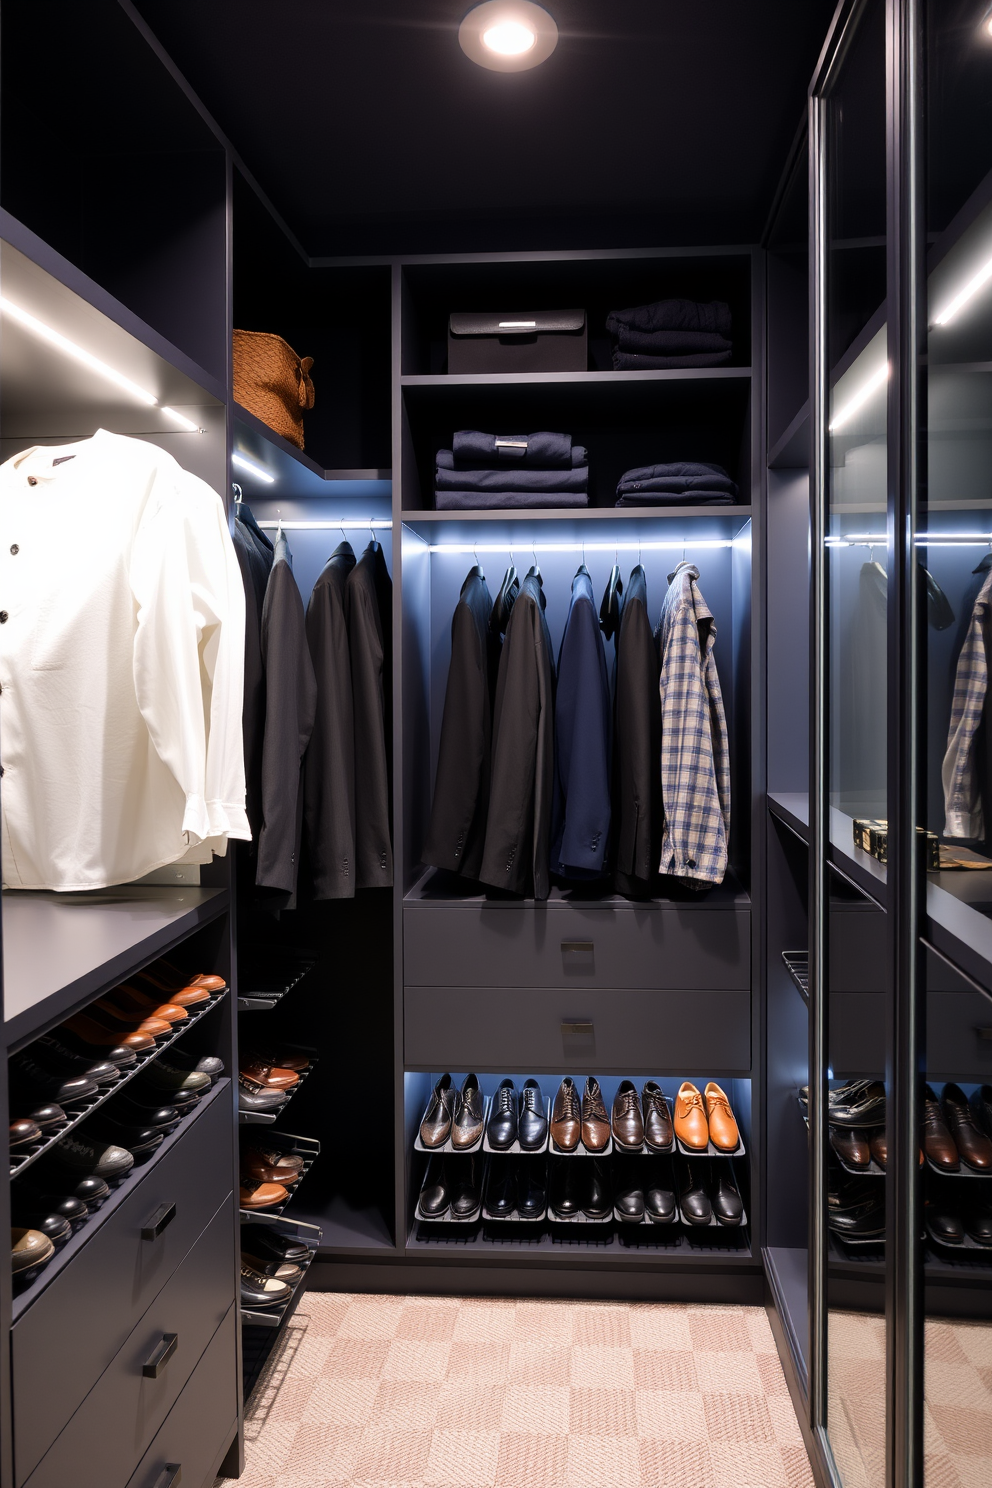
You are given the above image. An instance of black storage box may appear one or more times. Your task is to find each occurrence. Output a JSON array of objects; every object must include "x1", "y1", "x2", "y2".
[{"x1": 448, "y1": 310, "x2": 587, "y2": 373}]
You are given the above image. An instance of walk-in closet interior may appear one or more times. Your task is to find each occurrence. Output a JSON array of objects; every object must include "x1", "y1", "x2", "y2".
[{"x1": 0, "y1": 2, "x2": 990, "y2": 1486}]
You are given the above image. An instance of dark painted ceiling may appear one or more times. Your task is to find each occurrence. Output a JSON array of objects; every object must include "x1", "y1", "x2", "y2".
[{"x1": 132, "y1": 0, "x2": 836, "y2": 256}]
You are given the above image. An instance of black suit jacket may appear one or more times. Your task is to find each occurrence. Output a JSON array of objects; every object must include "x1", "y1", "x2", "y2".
[
  {"x1": 256, "y1": 532, "x2": 317, "y2": 898},
  {"x1": 551, "y1": 568, "x2": 612, "y2": 878},
  {"x1": 303, "y1": 542, "x2": 357, "y2": 899},
  {"x1": 614, "y1": 564, "x2": 662, "y2": 895},
  {"x1": 347, "y1": 542, "x2": 393, "y2": 888},
  {"x1": 423, "y1": 566, "x2": 495, "y2": 878},
  {"x1": 480, "y1": 571, "x2": 556, "y2": 899},
  {"x1": 232, "y1": 518, "x2": 269, "y2": 846}
]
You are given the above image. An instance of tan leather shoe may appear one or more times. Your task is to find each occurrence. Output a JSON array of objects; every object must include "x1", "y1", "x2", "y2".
[
  {"x1": 239, "y1": 1181, "x2": 289, "y2": 1210},
  {"x1": 64, "y1": 1013, "x2": 157, "y2": 1052},
  {"x1": 703, "y1": 1082, "x2": 740, "y2": 1151},
  {"x1": 116, "y1": 980, "x2": 209, "y2": 1011},
  {"x1": 242, "y1": 1150, "x2": 300, "y2": 1186},
  {"x1": 94, "y1": 999, "x2": 179, "y2": 1033},
  {"x1": 674, "y1": 1082, "x2": 709, "y2": 1150},
  {"x1": 150, "y1": 959, "x2": 227, "y2": 993},
  {"x1": 102, "y1": 992, "x2": 188, "y2": 1024},
  {"x1": 550, "y1": 1077, "x2": 581, "y2": 1152}
]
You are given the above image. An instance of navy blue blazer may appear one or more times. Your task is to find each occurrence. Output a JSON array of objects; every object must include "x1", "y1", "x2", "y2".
[{"x1": 551, "y1": 568, "x2": 612, "y2": 878}]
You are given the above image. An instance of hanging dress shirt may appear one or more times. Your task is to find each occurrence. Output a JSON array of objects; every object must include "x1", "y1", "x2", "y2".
[
  {"x1": 943, "y1": 566, "x2": 992, "y2": 839},
  {"x1": 423, "y1": 566, "x2": 496, "y2": 878},
  {"x1": 0, "y1": 430, "x2": 248, "y2": 891},
  {"x1": 551, "y1": 567, "x2": 612, "y2": 879},
  {"x1": 303, "y1": 541, "x2": 357, "y2": 898},
  {"x1": 256, "y1": 530, "x2": 317, "y2": 898},
  {"x1": 480, "y1": 570, "x2": 556, "y2": 899},
  {"x1": 347, "y1": 541, "x2": 393, "y2": 888},
  {"x1": 656, "y1": 562, "x2": 730, "y2": 888}
]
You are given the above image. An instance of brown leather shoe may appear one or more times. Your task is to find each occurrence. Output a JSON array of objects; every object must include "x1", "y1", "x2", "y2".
[
  {"x1": 239, "y1": 1181, "x2": 289, "y2": 1209},
  {"x1": 63, "y1": 1013, "x2": 157, "y2": 1051},
  {"x1": 581, "y1": 1077, "x2": 610, "y2": 1151},
  {"x1": 674, "y1": 1082, "x2": 709, "y2": 1150},
  {"x1": 96, "y1": 997, "x2": 184, "y2": 1028},
  {"x1": 830, "y1": 1125, "x2": 871, "y2": 1169},
  {"x1": 252, "y1": 1146, "x2": 304, "y2": 1176},
  {"x1": 242, "y1": 1149, "x2": 301, "y2": 1185},
  {"x1": 114, "y1": 981, "x2": 209, "y2": 1012},
  {"x1": 942, "y1": 1083, "x2": 992, "y2": 1171},
  {"x1": 611, "y1": 1080, "x2": 644, "y2": 1151},
  {"x1": 10, "y1": 1118, "x2": 42, "y2": 1147},
  {"x1": 703, "y1": 1083, "x2": 740, "y2": 1152},
  {"x1": 148, "y1": 960, "x2": 226, "y2": 993},
  {"x1": 868, "y1": 1129, "x2": 923, "y2": 1170},
  {"x1": 451, "y1": 1074, "x2": 484, "y2": 1149},
  {"x1": 923, "y1": 1085, "x2": 959, "y2": 1171},
  {"x1": 243, "y1": 1046, "x2": 309, "y2": 1073},
  {"x1": 642, "y1": 1082, "x2": 674, "y2": 1150},
  {"x1": 551, "y1": 1077, "x2": 580, "y2": 1151},
  {"x1": 420, "y1": 1074, "x2": 455, "y2": 1148},
  {"x1": 240, "y1": 1057, "x2": 299, "y2": 1091}
]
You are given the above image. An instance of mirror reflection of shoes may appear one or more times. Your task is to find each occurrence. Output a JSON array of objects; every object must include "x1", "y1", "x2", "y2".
[
  {"x1": 828, "y1": 1176, "x2": 885, "y2": 1238},
  {"x1": 829, "y1": 1126, "x2": 871, "y2": 1169}
]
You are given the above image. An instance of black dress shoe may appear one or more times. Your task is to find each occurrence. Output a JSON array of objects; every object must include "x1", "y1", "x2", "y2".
[
  {"x1": 584, "y1": 1158, "x2": 612, "y2": 1219},
  {"x1": 85, "y1": 1115, "x2": 164, "y2": 1157},
  {"x1": 450, "y1": 1156, "x2": 481, "y2": 1218},
  {"x1": 828, "y1": 1177, "x2": 885, "y2": 1238},
  {"x1": 550, "y1": 1160, "x2": 581, "y2": 1218},
  {"x1": 712, "y1": 1169, "x2": 744, "y2": 1224},
  {"x1": 112, "y1": 1095, "x2": 180, "y2": 1132},
  {"x1": 487, "y1": 1080, "x2": 518, "y2": 1150},
  {"x1": 167, "y1": 1049, "x2": 225, "y2": 1082},
  {"x1": 240, "y1": 1225, "x2": 310, "y2": 1266},
  {"x1": 518, "y1": 1165, "x2": 546, "y2": 1219},
  {"x1": 829, "y1": 1081, "x2": 886, "y2": 1128},
  {"x1": 646, "y1": 1178, "x2": 677, "y2": 1223},
  {"x1": 928, "y1": 1206, "x2": 963, "y2": 1245},
  {"x1": 677, "y1": 1161, "x2": 712, "y2": 1224},
  {"x1": 237, "y1": 1078, "x2": 287, "y2": 1113},
  {"x1": 972, "y1": 1085, "x2": 992, "y2": 1140},
  {"x1": 49, "y1": 1132, "x2": 135, "y2": 1180},
  {"x1": 519, "y1": 1079, "x2": 548, "y2": 1150},
  {"x1": 486, "y1": 1159, "x2": 517, "y2": 1217},
  {"x1": 30, "y1": 1174, "x2": 110, "y2": 1213},
  {"x1": 21, "y1": 1185, "x2": 89, "y2": 1225},
  {"x1": 419, "y1": 1157, "x2": 449, "y2": 1218},
  {"x1": 31, "y1": 1034, "x2": 122, "y2": 1085},
  {"x1": 57, "y1": 1030, "x2": 138, "y2": 1068},
  {"x1": 11, "y1": 1057, "x2": 99, "y2": 1107},
  {"x1": 241, "y1": 1263, "x2": 292, "y2": 1308},
  {"x1": 21, "y1": 1103, "x2": 67, "y2": 1132},
  {"x1": 965, "y1": 1204, "x2": 992, "y2": 1245},
  {"x1": 12, "y1": 1210, "x2": 72, "y2": 1248},
  {"x1": 614, "y1": 1169, "x2": 645, "y2": 1224}
]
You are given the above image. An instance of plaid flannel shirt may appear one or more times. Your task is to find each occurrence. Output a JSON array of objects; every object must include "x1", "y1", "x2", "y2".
[
  {"x1": 942, "y1": 568, "x2": 992, "y2": 839},
  {"x1": 656, "y1": 563, "x2": 730, "y2": 886}
]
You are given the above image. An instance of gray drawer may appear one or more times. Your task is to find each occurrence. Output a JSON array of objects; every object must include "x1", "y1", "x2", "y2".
[
  {"x1": 405, "y1": 985, "x2": 751, "y2": 1074},
  {"x1": 126, "y1": 1305, "x2": 237, "y2": 1488},
  {"x1": 404, "y1": 904, "x2": 750, "y2": 990},
  {"x1": 14, "y1": 1091, "x2": 233, "y2": 1487},
  {"x1": 829, "y1": 992, "x2": 886, "y2": 1078},
  {"x1": 927, "y1": 987, "x2": 992, "y2": 1082},
  {"x1": 23, "y1": 1200, "x2": 235, "y2": 1488}
]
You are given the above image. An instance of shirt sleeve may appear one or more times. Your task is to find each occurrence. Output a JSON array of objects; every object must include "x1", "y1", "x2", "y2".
[{"x1": 942, "y1": 582, "x2": 992, "y2": 839}]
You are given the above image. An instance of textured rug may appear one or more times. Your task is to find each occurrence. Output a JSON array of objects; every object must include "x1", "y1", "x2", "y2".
[{"x1": 219, "y1": 1292, "x2": 816, "y2": 1488}]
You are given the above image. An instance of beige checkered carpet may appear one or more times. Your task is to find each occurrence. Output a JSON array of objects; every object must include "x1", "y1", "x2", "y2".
[{"x1": 220, "y1": 1293, "x2": 816, "y2": 1488}]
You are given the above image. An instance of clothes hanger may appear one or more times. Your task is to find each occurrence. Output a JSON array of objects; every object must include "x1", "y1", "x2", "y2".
[
  {"x1": 492, "y1": 549, "x2": 519, "y2": 633},
  {"x1": 526, "y1": 542, "x2": 542, "y2": 582},
  {"x1": 232, "y1": 482, "x2": 243, "y2": 507},
  {"x1": 600, "y1": 544, "x2": 624, "y2": 639},
  {"x1": 473, "y1": 541, "x2": 484, "y2": 580},
  {"x1": 576, "y1": 539, "x2": 589, "y2": 578}
]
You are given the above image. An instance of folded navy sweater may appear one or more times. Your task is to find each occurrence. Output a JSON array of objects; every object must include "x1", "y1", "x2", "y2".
[
  {"x1": 606, "y1": 297, "x2": 732, "y2": 339},
  {"x1": 451, "y1": 430, "x2": 574, "y2": 467},
  {"x1": 614, "y1": 325, "x2": 732, "y2": 356},
  {"x1": 612, "y1": 348, "x2": 732, "y2": 370},
  {"x1": 436, "y1": 490, "x2": 589, "y2": 511},
  {"x1": 436, "y1": 464, "x2": 588, "y2": 494}
]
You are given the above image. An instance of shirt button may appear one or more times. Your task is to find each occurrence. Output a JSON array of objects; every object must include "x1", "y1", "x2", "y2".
[
  {"x1": 9, "y1": 545, "x2": 18, "y2": 555},
  {"x1": 26, "y1": 476, "x2": 37, "y2": 487}
]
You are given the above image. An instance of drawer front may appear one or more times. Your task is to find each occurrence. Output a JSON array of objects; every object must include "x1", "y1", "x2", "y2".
[
  {"x1": 404, "y1": 905, "x2": 750, "y2": 990},
  {"x1": 23, "y1": 1200, "x2": 235, "y2": 1488},
  {"x1": 829, "y1": 993, "x2": 886, "y2": 1078},
  {"x1": 927, "y1": 987, "x2": 992, "y2": 1082},
  {"x1": 405, "y1": 986, "x2": 751, "y2": 1074},
  {"x1": 14, "y1": 1092, "x2": 233, "y2": 1487},
  {"x1": 126, "y1": 1305, "x2": 237, "y2": 1488}
]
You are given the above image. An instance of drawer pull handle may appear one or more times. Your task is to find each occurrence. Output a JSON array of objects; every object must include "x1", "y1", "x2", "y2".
[
  {"x1": 976, "y1": 1027, "x2": 992, "y2": 1041},
  {"x1": 561, "y1": 1020, "x2": 594, "y2": 1035},
  {"x1": 561, "y1": 941, "x2": 594, "y2": 955},
  {"x1": 154, "y1": 1468, "x2": 182, "y2": 1488},
  {"x1": 141, "y1": 1202, "x2": 177, "y2": 1241},
  {"x1": 142, "y1": 1332, "x2": 178, "y2": 1379}
]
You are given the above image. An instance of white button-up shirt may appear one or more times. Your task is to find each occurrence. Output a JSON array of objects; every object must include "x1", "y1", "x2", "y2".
[{"x1": 0, "y1": 429, "x2": 249, "y2": 890}]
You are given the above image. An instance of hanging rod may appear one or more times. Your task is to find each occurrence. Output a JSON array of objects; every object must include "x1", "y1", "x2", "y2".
[
  {"x1": 828, "y1": 532, "x2": 992, "y2": 547},
  {"x1": 256, "y1": 519, "x2": 393, "y2": 530},
  {"x1": 426, "y1": 538, "x2": 740, "y2": 554}
]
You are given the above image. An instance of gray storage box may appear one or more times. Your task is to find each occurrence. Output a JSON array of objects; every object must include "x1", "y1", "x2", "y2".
[{"x1": 448, "y1": 309, "x2": 587, "y2": 373}]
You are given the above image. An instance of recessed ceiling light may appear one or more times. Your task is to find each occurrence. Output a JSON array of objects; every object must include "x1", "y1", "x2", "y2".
[{"x1": 459, "y1": 2, "x2": 558, "y2": 71}]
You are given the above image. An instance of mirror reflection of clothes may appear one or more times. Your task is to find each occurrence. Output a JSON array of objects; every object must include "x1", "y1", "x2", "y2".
[{"x1": 943, "y1": 566, "x2": 992, "y2": 840}]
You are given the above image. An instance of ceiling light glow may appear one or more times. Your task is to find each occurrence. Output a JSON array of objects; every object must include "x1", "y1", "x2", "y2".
[
  {"x1": 829, "y1": 362, "x2": 890, "y2": 432},
  {"x1": 0, "y1": 295, "x2": 158, "y2": 406},
  {"x1": 483, "y1": 21, "x2": 535, "y2": 54},
  {"x1": 459, "y1": 2, "x2": 558, "y2": 71},
  {"x1": 232, "y1": 452, "x2": 275, "y2": 484},
  {"x1": 932, "y1": 253, "x2": 992, "y2": 326}
]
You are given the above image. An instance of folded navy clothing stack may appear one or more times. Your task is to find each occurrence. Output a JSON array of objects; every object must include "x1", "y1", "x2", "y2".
[
  {"x1": 615, "y1": 461, "x2": 738, "y2": 508},
  {"x1": 606, "y1": 298, "x2": 733, "y2": 370},
  {"x1": 435, "y1": 431, "x2": 590, "y2": 510}
]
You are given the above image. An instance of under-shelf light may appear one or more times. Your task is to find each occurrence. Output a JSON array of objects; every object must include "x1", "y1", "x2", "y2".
[
  {"x1": 829, "y1": 362, "x2": 889, "y2": 431},
  {"x1": 932, "y1": 252, "x2": 992, "y2": 326},
  {"x1": 427, "y1": 539, "x2": 734, "y2": 554},
  {"x1": 161, "y1": 406, "x2": 200, "y2": 432},
  {"x1": 256, "y1": 519, "x2": 392, "y2": 530},
  {"x1": 232, "y1": 452, "x2": 275, "y2": 484},
  {"x1": 0, "y1": 295, "x2": 158, "y2": 406}
]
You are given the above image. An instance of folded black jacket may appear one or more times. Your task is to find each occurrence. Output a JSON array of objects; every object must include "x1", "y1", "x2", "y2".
[
  {"x1": 423, "y1": 567, "x2": 498, "y2": 879},
  {"x1": 480, "y1": 571, "x2": 556, "y2": 899},
  {"x1": 437, "y1": 447, "x2": 587, "y2": 470},
  {"x1": 452, "y1": 430, "x2": 573, "y2": 467},
  {"x1": 436, "y1": 465, "x2": 588, "y2": 494},
  {"x1": 606, "y1": 298, "x2": 732, "y2": 338},
  {"x1": 616, "y1": 492, "x2": 735, "y2": 508},
  {"x1": 614, "y1": 325, "x2": 732, "y2": 356},
  {"x1": 613, "y1": 348, "x2": 732, "y2": 370},
  {"x1": 436, "y1": 490, "x2": 589, "y2": 511},
  {"x1": 618, "y1": 464, "x2": 737, "y2": 496}
]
